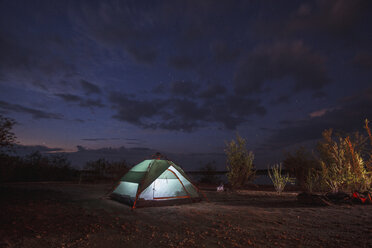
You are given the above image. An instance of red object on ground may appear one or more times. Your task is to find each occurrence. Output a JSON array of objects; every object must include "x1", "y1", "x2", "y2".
[{"x1": 352, "y1": 192, "x2": 371, "y2": 204}]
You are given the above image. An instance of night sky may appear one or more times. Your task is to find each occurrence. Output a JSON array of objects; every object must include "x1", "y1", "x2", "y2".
[{"x1": 1, "y1": 0, "x2": 372, "y2": 168}]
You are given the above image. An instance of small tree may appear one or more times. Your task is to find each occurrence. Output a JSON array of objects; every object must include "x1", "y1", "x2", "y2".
[
  {"x1": 268, "y1": 163, "x2": 292, "y2": 194},
  {"x1": 199, "y1": 161, "x2": 218, "y2": 184},
  {"x1": 283, "y1": 147, "x2": 320, "y2": 188},
  {"x1": 225, "y1": 133, "x2": 255, "y2": 189},
  {"x1": 0, "y1": 115, "x2": 16, "y2": 153}
]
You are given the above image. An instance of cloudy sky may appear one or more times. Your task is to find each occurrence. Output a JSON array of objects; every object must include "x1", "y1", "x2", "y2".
[{"x1": 1, "y1": 0, "x2": 372, "y2": 168}]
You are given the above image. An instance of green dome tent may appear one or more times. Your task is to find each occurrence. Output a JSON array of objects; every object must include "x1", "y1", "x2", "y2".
[{"x1": 110, "y1": 156, "x2": 202, "y2": 208}]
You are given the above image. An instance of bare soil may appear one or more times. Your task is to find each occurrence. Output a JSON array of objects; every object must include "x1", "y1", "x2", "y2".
[{"x1": 0, "y1": 183, "x2": 371, "y2": 248}]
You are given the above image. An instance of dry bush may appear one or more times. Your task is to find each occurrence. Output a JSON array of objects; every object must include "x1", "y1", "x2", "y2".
[{"x1": 268, "y1": 163, "x2": 293, "y2": 194}]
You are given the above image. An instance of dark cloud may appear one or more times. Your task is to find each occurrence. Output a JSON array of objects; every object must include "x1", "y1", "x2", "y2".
[
  {"x1": 55, "y1": 93, "x2": 105, "y2": 108},
  {"x1": 340, "y1": 86, "x2": 372, "y2": 103},
  {"x1": 81, "y1": 138, "x2": 121, "y2": 141},
  {"x1": 0, "y1": 100, "x2": 63, "y2": 120},
  {"x1": 126, "y1": 46, "x2": 157, "y2": 64},
  {"x1": 289, "y1": 0, "x2": 369, "y2": 36},
  {"x1": 80, "y1": 80, "x2": 101, "y2": 95},
  {"x1": 312, "y1": 91, "x2": 327, "y2": 99},
  {"x1": 0, "y1": 29, "x2": 34, "y2": 75},
  {"x1": 126, "y1": 141, "x2": 141, "y2": 145},
  {"x1": 110, "y1": 93, "x2": 161, "y2": 125},
  {"x1": 264, "y1": 86, "x2": 372, "y2": 149},
  {"x1": 31, "y1": 81, "x2": 48, "y2": 91},
  {"x1": 353, "y1": 52, "x2": 372, "y2": 70},
  {"x1": 256, "y1": 0, "x2": 370, "y2": 40},
  {"x1": 159, "y1": 98, "x2": 208, "y2": 131},
  {"x1": 55, "y1": 93, "x2": 81, "y2": 102},
  {"x1": 199, "y1": 83, "x2": 227, "y2": 98},
  {"x1": 74, "y1": 118, "x2": 85, "y2": 123},
  {"x1": 234, "y1": 41, "x2": 329, "y2": 95},
  {"x1": 210, "y1": 41, "x2": 240, "y2": 64},
  {"x1": 72, "y1": 1, "x2": 158, "y2": 65},
  {"x1": 78, "y1": 99, "x2": 105, "y2": 108},
  {"x1": 168, "y1": 56, "x2": 195, "y2": 70},
  {"x1": 170, "y1": 81, "x2": 199, "y2": 97},
  {"x1": 270, "y1": 95, "x2": 290, "y2": 105},
  {"x1": 151, "y1": 83, "x2": 167, "y2": 94},
  {"x1": 9, "y1": 144, "x2": 65, "y2": 156},
  {"x1": 0, "y1": 7, "x2": 77, "y2": 84},
  {"x1": 152, "y1": 81, "x2": 202, "y2": 98},
  {"x1": 109, "y1": 91, "x2": 265, "y2": 131}
]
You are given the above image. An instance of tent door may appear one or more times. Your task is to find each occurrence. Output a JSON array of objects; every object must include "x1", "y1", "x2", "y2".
[{"x1": 153, "y1": 169, "x2": 190, "y2": 200}]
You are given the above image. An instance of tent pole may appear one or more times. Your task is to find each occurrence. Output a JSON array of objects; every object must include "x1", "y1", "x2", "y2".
[
  {"x1": 168, "y1": 161, "x2": 209, "y2": 202},
  {"x1": 132, "y1": 160, "x2": 154, "y2": 210},
  {"x1": 166, "y1": 169, "x2": 191, "y2": 198}
]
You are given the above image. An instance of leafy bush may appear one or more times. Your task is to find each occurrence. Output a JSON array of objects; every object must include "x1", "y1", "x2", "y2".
[
  {"x1": 225, "y1": 133, "x2": 255, "y2": 189},
  {"x1": 268, "y1": 163, "x2": 293, "y2": 194}
]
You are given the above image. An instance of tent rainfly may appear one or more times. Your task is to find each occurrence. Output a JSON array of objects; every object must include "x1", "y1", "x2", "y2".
[{"x1": 110, "y1": 157, "x2": 202, "y2": 208}]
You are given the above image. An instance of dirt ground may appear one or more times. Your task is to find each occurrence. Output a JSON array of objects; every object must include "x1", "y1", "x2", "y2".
[{"x1": 0, "y1": 183, "x2": 371, "y2": 248}]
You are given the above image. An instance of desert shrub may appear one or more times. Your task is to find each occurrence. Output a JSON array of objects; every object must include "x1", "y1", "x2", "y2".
[
  {"x1": 303, "y1": 168, "x2": 323, "y2": 193},
  {"x1": 268, "y1": 163, "x2": 293, "y2": 194},
  {"x1": 317, "y1": 129, "x2": 371, "y2": 192},
  {"x1": 225, "y1": 133, "x2": 255, "y2": 189},
  {"x1": 283, "y1": 147, "x2": 320, "y2": 189}
]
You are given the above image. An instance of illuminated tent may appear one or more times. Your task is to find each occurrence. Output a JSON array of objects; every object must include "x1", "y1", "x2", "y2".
[{"x1": 110, "y1": 157, "x2": 201, "y2": 208}]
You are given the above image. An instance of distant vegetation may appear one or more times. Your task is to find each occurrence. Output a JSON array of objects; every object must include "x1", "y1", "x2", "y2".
[
  {"x1": 0, "y1": 152, "x2": 78, "y2": 182},
  {"x1": 225, "y1": 133, "x2": 255, "y2": 189},
  {"x1": 0, "y1": 115, "x2": 128, "y2": 183},
  {"x1": 82, "y1": 158, "x2": 128, "y2": 182},
  {"x1": 1, "y1": 115, "x2": 78, "y2": 182}
]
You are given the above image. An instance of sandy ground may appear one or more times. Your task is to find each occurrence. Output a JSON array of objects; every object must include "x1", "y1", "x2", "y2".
[{"x1": 0, "y1": 182, "x2": 371, "y2": 248}]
